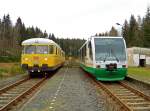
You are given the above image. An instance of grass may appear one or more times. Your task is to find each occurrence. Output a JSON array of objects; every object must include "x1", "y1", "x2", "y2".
[
  {"x1": 128, "y1": 67, "x2": 150, "y2": 82},
  {"x1": 0, "y1": 56, "x2": 20, "y2": 62},
  {"x1": 0, "y1": 63, "x2": 25, "y2": 77},
  {"x1": 0, "y1": 68, "x2": 8, "y2": 77}
]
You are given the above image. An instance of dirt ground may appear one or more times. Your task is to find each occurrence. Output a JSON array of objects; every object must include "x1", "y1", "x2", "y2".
[{"x1": 0, "y1": 63, "x2": 19, "y2": 68}]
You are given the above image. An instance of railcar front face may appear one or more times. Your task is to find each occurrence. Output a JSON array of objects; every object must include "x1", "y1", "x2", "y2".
[
  {"x1": 94, "y1": 38, "x2": 127, "y2": 81},
  {"x1": 21, "y1": 45, "x2": 53, "y2": 72}
]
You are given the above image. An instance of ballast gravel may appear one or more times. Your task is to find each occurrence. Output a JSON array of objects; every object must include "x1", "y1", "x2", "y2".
[
  {"x1": 0, "y1": 74, "x2": 28, "y2": 89},
  {"x1": 124, "y1": 77, "x2": 150, "y2": 96},
  {"x1": 19, "y1": 68, "x2": 105, "y2": 111}
]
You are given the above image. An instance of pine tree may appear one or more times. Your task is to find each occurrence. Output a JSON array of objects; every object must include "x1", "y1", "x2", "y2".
[
  {"x1": 43, "y1": 30, "x2": 48, "y2": 38},
  {"x1": 48, "y1": 33, "x2": 52, "y2": 39},
  {"x1": 35, "y1": 27, "x2": 43, "y2": 37},
  {"x1": 0, "y1": 19, "x2": 2, "y2": 40},
  {"x1": 2, "y1": 14, "x2": 14, "y2": 55},
  {"x1": 51, "y1": 33, "x2": 56, "y2": 41},
  {"x1": 122, "y1": 20, "x2": 130, "y2": 46},
  {"x1": 104, "y1": 32, "x2": 109, "y2": 36},
  {"x1": 98, "y1": 33, "x2": 102, "y2": 36},
  {"x1": 137, "y1": 16, "x2": 144, "y2": 47},
  {"x1": 143, "y1": 7, "x2": 150, "y2": 47},
  {"x1": 128, "y1": 15, "x2": 139, "y2": 47},
  {"x1": 15, "y1": 17, "x2": 25, "y2": 44},
  {"x1": 2, "y1": 14, "x2": 13, "y2": 39},
  {"x1": 109, "y1": 26, "x2": 118, "y2": 36}
]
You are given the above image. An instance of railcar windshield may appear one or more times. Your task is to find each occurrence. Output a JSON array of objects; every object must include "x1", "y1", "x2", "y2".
[
  {"x1": 36, "y1": 46, "x2": 48, "y2": 54},
  {"x1": 24, "y1": 45, "x2": 49, "y2": 54},
  {"x1": 95, "y1": 38, "x2": 126, "y2": 61},
  {"x1": 24, "y1": 45, "x2": 35, "y2": 54}
]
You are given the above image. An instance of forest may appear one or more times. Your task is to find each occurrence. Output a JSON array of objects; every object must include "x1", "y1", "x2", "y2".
[
  {"x1": 0, "y1": 7, "x2": 150, "y2": 61},
  {"x1": 97, "y1": 7, "x2": 150, "y2": 48}
]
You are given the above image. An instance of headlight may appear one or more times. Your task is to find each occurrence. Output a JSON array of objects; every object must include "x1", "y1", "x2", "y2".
[
  {"x1": 44, "y1": 58, "x2": 48, "y2": 61},
  {"x1": 25, "y1": 58, "x2": 28, "y2": 61}
]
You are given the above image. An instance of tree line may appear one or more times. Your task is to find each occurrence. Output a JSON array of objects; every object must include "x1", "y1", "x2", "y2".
[
  {"x1": 96, "y1": 7, "x2": 150, "y2": 48},
  {"x1": 0, "y1": 14, "x2": 49, "y2": 57},
  {"x1": 48, "y1": 36, "x2": 85, "y2": 57},
  {"x1": 122, "y1": 7, "x2": 150, "y2": 47},
  {"x1": 0, "y1": 6, "x2": 150, "y2": 59},
  {"x1": 0, "y1": 14, "x2": 85, "y2": 58},
  {"x1": 95, "y1": 26, "x2": 118, "y2": 37}
]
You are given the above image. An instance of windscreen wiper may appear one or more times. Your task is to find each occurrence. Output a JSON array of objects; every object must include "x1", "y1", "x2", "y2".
[
  {"x1": 111, "y1": 48, "x2": 119, "y2": 62},
  {"x1": 103, "y1": 54, "x2": 108, "y2": 62}
]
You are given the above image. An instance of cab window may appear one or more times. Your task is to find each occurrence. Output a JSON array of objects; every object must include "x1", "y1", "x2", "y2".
[
  {"x1": 49, "y1": 45, "x2": 53, "y2": 54},
  {"x1": 36, "y1": 46, "x2": 48, "y2": 54},
  {"x1": 24, "y1": 45, "x2": 35, "y2": 54},
  {"x1": 56, "y1": 47, "x2": 57, "y2": 55}
]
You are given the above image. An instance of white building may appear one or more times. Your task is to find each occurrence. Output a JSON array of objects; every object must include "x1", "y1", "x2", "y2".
[{"x1": 127, "y1": 47, "x2": 150, "y2": 67}]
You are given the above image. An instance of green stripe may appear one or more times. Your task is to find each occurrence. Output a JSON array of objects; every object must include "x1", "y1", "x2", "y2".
[{"x1": 80, "y1": 63, "x2": 127, "y2": 81}]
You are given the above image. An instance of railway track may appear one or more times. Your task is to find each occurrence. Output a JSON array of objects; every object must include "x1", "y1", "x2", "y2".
[
  {"x1": 0, "y1": 77, "x2": 46, "y2": 111},
  {"x1": 125, "y1": 77, "x2": 150, "y2": 97},
  {"x1": 94, "y1": 80, "x2": 150, "y2": 111}
]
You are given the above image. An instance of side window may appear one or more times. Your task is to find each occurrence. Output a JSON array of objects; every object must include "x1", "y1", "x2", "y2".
[
  {"x1": 84, "y1": 45, "x2": 86, "y2": 58},
  {"x1": 79, "y1": 50, "x2": 82, "y2": 61},
  {"x1": 88, "y1": 41, "x2": 93, "y2": 60},
  {"x1": 81, "y1": 45, "x2": 86, "y2": 62},
  {"x1": 49, "y1": 45, "x2": 53, "y2": 54},
  {"x1": 58, "y1": 49, "x2": 60, "y2": 55},
  {"x1": 57, "y1": 48, "x2": 60, "y2": 56},
  {"x1": 23, "y1": 46, "x2": 25, "y2": 54},
  {"x1": 82, "y1": 48, "x2": 84, "y2": 62},
  {"x1": 56, "y1": 47, "x2": 57, "y2": 55}
]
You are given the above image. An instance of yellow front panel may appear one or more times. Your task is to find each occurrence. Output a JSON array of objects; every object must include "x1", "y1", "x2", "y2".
[
  {"x1": 22, "y1": 54, "x2": 55, "y2": 67},
  {"x1": 21, "y1": 54, "x2": 65, "y2": 67}
]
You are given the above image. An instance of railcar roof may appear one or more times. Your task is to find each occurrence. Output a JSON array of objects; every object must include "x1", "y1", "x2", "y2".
[
  {"x1": 91, "y1": 36, "x2": 123, "y2": 38},
  {"x1": 22, "y1": 38, "x2": 55, "y2": 45},
  {"x1": 22, "y1": 38, "x2": 64, "y2": 52}
]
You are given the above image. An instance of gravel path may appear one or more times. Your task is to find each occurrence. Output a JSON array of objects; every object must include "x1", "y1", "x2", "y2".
[{"x1": 19, "y1": 68, "x2": 105, "y2": 111}]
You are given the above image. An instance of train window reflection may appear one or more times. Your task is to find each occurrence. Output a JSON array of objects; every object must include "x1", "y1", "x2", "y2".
[
  {"x1": 24, "y1": 45, "x2": 35, "y2": 54},
  {"x1": 36, "y1": 46, "x2": 48, "y2": 54},
  {"x1": 49, "y1": 45, "x2": 53, "y2": 54},
  {"x1": 95, "y1": 38, "x2": 126, "y2": 61},
  {"x1": 24, "y1": 45, "x2": 48, "y2": 54}
]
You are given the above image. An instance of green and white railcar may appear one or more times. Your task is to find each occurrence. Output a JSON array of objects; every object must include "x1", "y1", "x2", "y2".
[{"x1": 79, "y1": 36, "x2": 127, "y2": 81}]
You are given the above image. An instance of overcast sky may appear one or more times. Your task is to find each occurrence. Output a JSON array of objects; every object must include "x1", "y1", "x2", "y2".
[{"x1": 0, "y1": 0, "x2": 149, "y2": 39}]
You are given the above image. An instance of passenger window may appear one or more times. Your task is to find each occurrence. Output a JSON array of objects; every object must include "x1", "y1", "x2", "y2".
[
  {"x1": 36, "y1": 46, "x2": 48, "y2": 54},
  {"x1": 88, "y1": 42, "x2": 93, "y2": 60},
  {"x1": 56, "y1": 47, "x2": 57, "y2": 55},
  {"x1": 49, "y1": 45, "x2": 53, "y2": 54}
]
